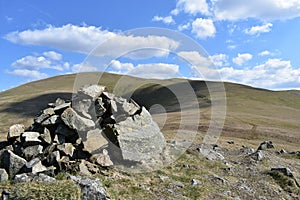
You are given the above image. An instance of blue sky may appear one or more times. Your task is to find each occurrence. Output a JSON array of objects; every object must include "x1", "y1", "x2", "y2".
[{"x1": 1, "y1": 0, "x2": 300, "y2": 91}]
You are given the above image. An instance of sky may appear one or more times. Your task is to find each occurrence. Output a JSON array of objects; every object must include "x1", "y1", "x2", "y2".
[{"x1": 1, "y1": 0, "x2": 300, "y2": 91}]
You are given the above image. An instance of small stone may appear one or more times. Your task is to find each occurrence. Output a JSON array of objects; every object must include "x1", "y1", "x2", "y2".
[
  {"x1": 191, "y1": 179, "x2": 202, "y2": 185},
  {"x1": 40, "y1": 128, "x2": 52, "y2": 144},
  {"x1": 46, "y1": 150, "x2": 60, "y2": 166},
  {"x1": 21, "y1": 132, "x2": 41, "y2": 146},
  {"x1": 79, "y1": 160, "x2": 92, "y2": 176},
  {"x1": 55, "y1": 124, "x2": 77, "y2": 137},
  {"x1": 23, "y1": 145, "x2": 43, "y2": 161},
  {"x1": 257, "y1": 141, "x2": 274, "y2": 151},
  {"x1": 172, "y1": 181, "x2": 185, "y2": 188},
  {"x1": 34, "y1": 108, "x2": 55, "y2": 124},
  {"x1": 22, "y1": 158, "x2": 48, "y2": 174},
  {"x1": 53, "y1": 134, "x2": 66, "y2": 144},
  {"x1": 227, "y1": 141, "x2": 234, "y2": 144},
  {"x1": 54, "y1": 102, "x2": 71, "y2": 112},
  {"x1": 197, "y1": 145, "x2": 225, "y2": 161},
  {"x1": 211, "y1": 174, "x2": 227, "y2": 184},
  {"x1": 0, "y1": 168, "x2": 8, "y2": 181},
  {"x1": 250, "y1": 150, "x2": 265, "y2": 161},
  {"x1": 14, "y1": 173, "x2": 32, "y2": 182},
  {"x1": 41, "y1": 115, "x2": 61, "y2": 126},
  {"x1": 69, "y1": 175, "x2": 109, "y2": 200},
  {"x1": 93, "y1": 152, "x2": 113, "y2": 167},
  {"x1": 32, "y1": 173, "x2": 56, "y2": 183},
  {"x1": 57, "y1": 143, "x2": 75, "y2": 157},
  {"x1": 7, "y1": 124, "x2": 25, "y2": 141}
]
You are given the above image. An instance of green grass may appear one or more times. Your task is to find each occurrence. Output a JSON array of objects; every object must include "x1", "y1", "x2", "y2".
[{"x1": 268, "y1": 170, "x2": 300, "y2": 195}]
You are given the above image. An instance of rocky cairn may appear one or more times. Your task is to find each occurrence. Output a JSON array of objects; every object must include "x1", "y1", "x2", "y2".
[{"x1": 0, "y1": 84, "x2": 166, "y2": 180}]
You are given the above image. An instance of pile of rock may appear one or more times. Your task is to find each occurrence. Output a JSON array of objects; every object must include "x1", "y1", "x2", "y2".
[{"x1": 0, "y1": 84, "x2": 166, "y2": 180}]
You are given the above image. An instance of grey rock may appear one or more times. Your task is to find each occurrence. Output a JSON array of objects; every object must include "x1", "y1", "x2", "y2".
[
  {"x1": 0, "y1": 168, "x2": 8, "y2": 181},
  {"x1": 158, "y1": 174, "x2": 169, "y2": 181},
  {"x1": 116, "y1": 107, "x2": 166, "y2": 162},
  {"x1": 79, "y1": 160, "x2": 92, "y2": 176},
  {"x1": 240, "y1": 146, "x2": 255, "y2": 155},
  {"x1": 23, "y1": 158, "x2": 47, "y2": 174},
  {"x1": 139, "y1": 184, "x2": 150, "y2": 190},
  {"x1": 211, "y1": 174, "x2": 228, "y2": 184},
  {"x1": 250, "y1": 150, "x2": 265, "y2": 161},
  {"x1": 271, "y1": 167, "x2": 295, "y2": 178},
  {"x1": 41, "y1": 115, "x2": 61, "y2": 126},
  {"x1": 34, "y1": 108, "x2": 55, "y2": 124},
  {"x1": 0, "y1": 150, "x2": 27, "y2": 178},
  {"x1": 95, "y1": 98, "x2": 106, "y2": 118},
  {"x1": 83, "y1": 129, "x2": 108, "y2": 154},
  {"x1": 191, "y1": 179, "x2": 202, "y2": 185},
  {"x1": 7, "y1": 124, "x2": 25, "y2": 141},
  {"x1": 53, "y1": 134, "x2": 66, "y2": 144},
  {"x1": 57, "y1": 143, "x2": 75, "y2": 157},
  {"x1": 78, "y1": 84, "x2": 107, "y2": 100},
  {"x1": 21, "y1": 132, "x2": 41, "y2": 146},
  {"x1": 111, "y1": 97, "x2": 141, "y2": 122},
  {"x1": 172, "y1": 181, "x2": 185, "y2": 188},
  {"x1": 23, "y1": 145, "x2": 43, "y2": 161},
  {"x1": 61, "y1": 108, "x2": 95, "y2": 131},
  {"x1": 72, "y1": 98, "x2": 92, "y2": 119},
  {"x1": 69, "y1": 176, "x2": 109, "y2": 200},
  {"x1": 197, "y1": 145, "x2": 225, "y2": 161},
  {"x1": 257, "y1": 141, "x2": 274, "y2": 151},
  {"x1": 46, "y1": 150, "x2": 60, "y2": 166},
  {"x1": 92, "y1": 151, "x2": 113, "y2": 167},
  {"x1": 40, "y1": 127, "x2": 52, "y2": 144},
  {"x1": 14, "y1": 173, "x2": 56, "y2": 183},
  {"x1": 53, "y1": 102, "x2": 71, "y2": 112}
]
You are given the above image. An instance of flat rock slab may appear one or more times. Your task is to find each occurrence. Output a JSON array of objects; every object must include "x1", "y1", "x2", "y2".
[
  {"x1": 83, "y1": 129, "x2": 108, "y2": 154},
  {"x1": 7, "y1": 124, "x2": 25, "y2": 140}
]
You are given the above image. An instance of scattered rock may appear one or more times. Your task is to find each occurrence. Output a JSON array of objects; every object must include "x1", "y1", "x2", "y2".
[
  {"x1": 14, "y1": 173, "x2": 56, "y2": 183},
  {"x1": 211, "y1": 174, "x2": 228, "y2": 184},
  {"x1": 69, "y1": 175, "x2": 109, "y2": 200},
  {"x1": 197, "y1": 144, "x2": 225, "y2": 161},
  {"x1": 171, "y1": 181, "x2": 185, "y2": 188},
  {"x1": 0, "y1": 168, "x2": 8, "y2": 182},
  {"x1": 78, "y1": 84, "x2": 107, "y2": 101},
  {"x1": 249, "y1": 150, "x2": 265, "y2": 161},
  {"x1": 22, "y1": 158, "x2": 48, "y2": 174},
  {"x1": 227, "y1": 141, "x2": 234, "y2": 144},
  {"x1": 92, "y1": 150, "x2": 113, "y2": 167},
  {"x1": 257, "y1": 141, "x2": 274, "y2": 151},
  {"x1": 191, "y1": 179, "x2": 202, "y2": 186}
]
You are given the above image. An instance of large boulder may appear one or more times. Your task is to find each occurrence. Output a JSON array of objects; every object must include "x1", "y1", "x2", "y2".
[
  {"x1": 0, "y1": 150, "x2": 27, "y2": 178},
  {"x1": 83, "y1": 129, "x2": 108, "y2": 154},
  {"x1": 115, "y1": 107, "x2": 166, "y2": 162},
  {"x1": 34, "y1": 108, "x2": 55, "y2": 124},
  {"x1": 78, "y1": 85, "x2": 107, "y2": 100}
]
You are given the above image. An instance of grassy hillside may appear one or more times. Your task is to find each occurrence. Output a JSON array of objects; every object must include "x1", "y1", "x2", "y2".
[{"x1": 0, "y1": 72, "x2": 299, "y2": 150}]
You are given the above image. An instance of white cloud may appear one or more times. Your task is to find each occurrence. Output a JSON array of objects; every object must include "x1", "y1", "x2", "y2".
[
  {"x1": 5, "y1": 24, "x2": 180, "y2": 59},
  {"x1": 152, "y1": 15, "x2": 175, "y2": 24},
  {"x1": 178, "y1": 51, "x2": 221, "y2": 79},
  {"x1": 191, "y1": 18, "x2": 216, "y2": 39},
  {"x1": 6, "y1": 69, "x2": 48, "y2": 80},
  {"x1": 212, "y1": 0, "x2": 300, "y2": 21},
  {"x1": 129, "y1": 63, "x2": 180, "y2": 79},
  {"x1": 259, "y1": 50, "x2": 272, "y2": 56},
  {"x1": 219, "y1": 58, "x2": 300, "y2": 89},
  {"x1": 245, "y1": 23, "x2": 273, "y2": 35},
  {"x1": 43, "y1": 51, "x2": 62, "y2": 61},
  {"x1": 232, "y1": 53, "x2": 253, "y2": 66},
  {"x1": 178, "y1": 22, "x2": 191, "y2": 31},
  {"x1": 11, "y1": 55, "x2": 63, "y2": 71},
  {"x1": 172, "y1": 0, "x2": 210, "y2": 16},
  {"x1": 109, "y1": 60, "x2": 134, "y2": 73},
  {"x1": 209, "y1": 54, "x2": 229, "y2": 67}
]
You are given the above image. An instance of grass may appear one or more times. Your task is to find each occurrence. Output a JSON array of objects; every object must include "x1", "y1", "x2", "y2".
[{"x1": 268, "y1": 170, "x2": 300, "y2": 195}]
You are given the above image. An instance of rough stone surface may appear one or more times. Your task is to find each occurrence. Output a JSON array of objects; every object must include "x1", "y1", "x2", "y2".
[
  {"x1": 57, "y1": 143, "x2": 75, "y2": 157},
  {"x1": 41, "y1": 115, "x2": 61, "y2": 126},
  {"x1": 21, "y1": 132, "x2": 41, "y2": 146},
  {"x1": 250, "y1": 150, "x2": 265, "y2": 161},
  {"x1": 23, "y1": 158, "x2": 48, "y2": 174},
  {"x1": 34, "y1": 108, "x2": 55, "y2": 124},
  {"x1": 61, "y1": 108, "x2": 95, "y2": 131},
  {"x1": 23, "y1": 145, "x2": 43, "y2": 161},
  {"x1": 0, "y1": 150, "x2": 27, "y2": 178},
  {"x1": 7, "y1": 124, "x2": 25, "y2": 140},
  {"x1": 92, "y1": 150, "x2": 113, "y2": 167},
  {"x1": 0, "y1": 168, "x2": 8, "y2": 181},
  {"x1": 83, "y1": 129, "x2": 108, "y2": 154},
  {"x1": 78, "y1": 85, "x2": 107, "y2": 100},
  {"x1": 197, "y1": 144, "x2": 225, "y2": 161},
  {"x1": 69, "y1": 175, "x2": 109, "y2": 200},
  {"x1": 115, "y1": 107, "x2": 165, "y2": 162}
]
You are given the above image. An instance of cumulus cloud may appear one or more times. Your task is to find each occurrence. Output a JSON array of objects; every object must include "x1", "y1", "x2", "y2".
[
  {"x1": 171, "y1": 0, "x2": 210, "y2": 16},
  {"x1": 178, "y1": 22, "x2": 191, "y2": 31},
  {"x1": 232, "y1": 53, "x2": 253, "y2": 66},
  {"x1": 5, "y1": 24, "x2": 180, "y2": 59},
  {"x1": 109, "y1": 60, "x2": 134, "y2": 73},
  {"x1": 191, "y1": 18, "x2": 216, "y2": 39},
  {"x1": 209, "y1": 54, "x2": 229, "y2": 67},
  {"x1": 212, "y1": 0, "x2": 300, "y2": 21},
  {"x1": 43, "y1": 51, "x2": 62, "y2": 61},
  {"x1": 6, "y1": 69, "x2": 48, "y2": 80},
  {"x1": 219, "y1": 58, "x2": 300, "y2": 89},
  {"x1": 11, "y1": 54, "x2": 63, "y2": 71},
  {"x1": 129, "y1": 63, "x2": 180, "y2": 79},
  {"x1": 71, "y1": 63, "x2": 98, "y2": 72},
  {"x1": 245, "y1": 23, "x2": 273, "y2": 35},
  {"x1": 152, "y1": 15, "x2": 175, "y2": 24},
  {"x1": 259, "y1": 50, "x2": 276, "y2": 56}
]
